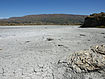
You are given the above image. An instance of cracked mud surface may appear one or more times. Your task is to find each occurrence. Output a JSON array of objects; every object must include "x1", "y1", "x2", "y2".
[{"x1": 0, "y1": 25, "x2": 105, "y2": 79}]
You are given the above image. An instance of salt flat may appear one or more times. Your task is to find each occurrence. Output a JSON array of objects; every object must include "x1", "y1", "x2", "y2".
[{"x1": 0, "y1": 25, "x2": 105, "y2": 79}]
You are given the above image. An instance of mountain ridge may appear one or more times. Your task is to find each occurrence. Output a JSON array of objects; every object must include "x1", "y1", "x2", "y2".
[{"x1": 0, "y1": 14, "x2": 87, "y2": 26}]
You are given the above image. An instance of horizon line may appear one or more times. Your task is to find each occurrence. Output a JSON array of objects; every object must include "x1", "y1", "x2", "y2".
[
  {"x1": 1, "y1": 12, "x2": 104, "y2": 19},
  {"x1": 0, "y1": 13, "x2": 89, "y2": 19}
]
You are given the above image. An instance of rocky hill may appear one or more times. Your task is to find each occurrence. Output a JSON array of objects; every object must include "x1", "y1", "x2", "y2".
[
  {"x1": 0, "y1": 14, "x2": 87, "y2": 25},
  {"x1": 81, "y1": 12, "x2": 105, "y2": 28}
]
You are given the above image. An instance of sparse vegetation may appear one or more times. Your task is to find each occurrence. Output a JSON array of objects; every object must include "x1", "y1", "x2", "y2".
[
  {"x1": 0, "y1": 14, "x2": 87, "y2": 26},
  {"x1": 81, "y1": 12, "x2": 105, "y2": 28}
]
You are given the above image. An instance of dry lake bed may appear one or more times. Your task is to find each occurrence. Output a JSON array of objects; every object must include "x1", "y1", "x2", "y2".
[{"x1": 0, "y1": 25, "x2": 105, "y2": 79}]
